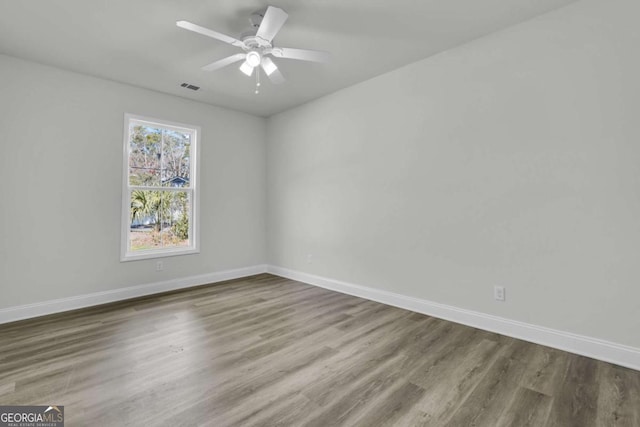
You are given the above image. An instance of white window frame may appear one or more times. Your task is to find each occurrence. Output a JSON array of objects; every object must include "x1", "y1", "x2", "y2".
[{"x1": 121, "y1": 113, "x2": 200, "y2": 261}]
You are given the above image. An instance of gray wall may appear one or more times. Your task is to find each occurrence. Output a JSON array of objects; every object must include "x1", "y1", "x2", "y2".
[
  {"x1": 0, "y1": 54, "x2": 267, "y2": 308},
  {"x1": 267, "y1": 0, "x2": 640, "y2": 348},
  {"x1": 2, "y1": 0, "x2": 639, "y2": 351}
]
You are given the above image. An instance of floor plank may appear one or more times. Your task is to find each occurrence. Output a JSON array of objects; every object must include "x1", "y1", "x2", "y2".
[
  {"x1": 546, "y1": 355, "x2": 600, "y2": 427},
  {"x1": 496, "y1": 387, "x2": 553, "y2": 427},
  {"x1": 596, "y1": 363, "x2": 640, "y2": 426}
]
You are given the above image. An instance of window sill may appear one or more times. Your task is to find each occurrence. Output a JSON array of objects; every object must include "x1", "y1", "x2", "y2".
[{"x1": 121, "y1": 247, "x2": 200, "y2": 262}]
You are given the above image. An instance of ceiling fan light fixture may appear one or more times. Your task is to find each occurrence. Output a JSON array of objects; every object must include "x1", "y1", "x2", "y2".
[
  {"x1": 239, "y1": 61, "x2": 254, "y2": 76},
  {"x1": 177, "y1": 6, "x2": 331, "y2": 89},
  {"x1": 246, "y1": 51, "x2": 261, "y2": 67},
  {"x1": 261, "y1": 57, "x2": 278, "y2": 76}
]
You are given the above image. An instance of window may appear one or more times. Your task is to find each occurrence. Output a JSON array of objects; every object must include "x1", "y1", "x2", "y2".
[{"x1": 121, "y1": 114, "x2": 199, "y2": 261}]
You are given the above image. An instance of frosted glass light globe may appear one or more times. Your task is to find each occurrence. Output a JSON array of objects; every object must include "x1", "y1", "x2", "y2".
[{"x1": 246, "y1": 51, "x2": 261, "y2": 67}]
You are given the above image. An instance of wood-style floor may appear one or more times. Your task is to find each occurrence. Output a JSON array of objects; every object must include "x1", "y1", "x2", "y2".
[{"x1": 1, "y1": 274, "x2": 638, "y2": 426}]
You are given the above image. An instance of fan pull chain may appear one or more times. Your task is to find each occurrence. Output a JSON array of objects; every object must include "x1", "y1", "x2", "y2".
[{"x1": 255, "y1": 66, "x2": 261, "y2": 94}]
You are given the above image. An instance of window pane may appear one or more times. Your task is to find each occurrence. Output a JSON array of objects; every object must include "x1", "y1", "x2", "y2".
[
  {"x1": 129, "y1": 124, "x2": 161, "y2": 186},
  {"x1": 129, "y1": 190, "x2": 161, "y2": 252},
  {"x1": 161, "y1": 190, "x2": 191, "y2": 248},
  {"x1": 161, "y1": 130, "x2": 191, "y2": 187},
  {"x1": 129, "y1": 190, "x2": 191, "y2": 252}
]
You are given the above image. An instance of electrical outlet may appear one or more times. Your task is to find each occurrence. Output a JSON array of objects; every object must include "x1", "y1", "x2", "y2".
[
  {"x1": 306, "y1": 254, "x2": 313, "y2": 264},
  {"x1": 494, "y1": 286, "x2": 505, "y2": 301},
  {"x1": 156, "y1": 261, "x2": 164, "y2": 272}
]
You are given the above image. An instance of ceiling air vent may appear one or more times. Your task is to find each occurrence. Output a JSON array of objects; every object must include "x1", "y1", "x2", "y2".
[{"x1": 180, "y1": 83, "x2": 200, "y2": 91}]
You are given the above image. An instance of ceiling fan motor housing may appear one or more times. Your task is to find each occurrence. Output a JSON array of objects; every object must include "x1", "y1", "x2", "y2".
[{"x1": 242, "y1": 35, "x2": 272, "y2": 50}]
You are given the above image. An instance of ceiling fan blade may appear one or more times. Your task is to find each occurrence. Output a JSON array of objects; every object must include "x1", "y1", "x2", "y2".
[
  {"x1": 261, "y1": 57, "x2": 285, "y2": 84},
  {"x1": 272, "y1": 47, "x2": 330, "y2": 63},
  {"x1": 201, "y1": 53, "x2": 247, "y2": 71},
  {"x1": 176, "y1": 20, "x2": 245, "y2": 49},
  {"x1": 255, "y1": 6, "x2": 288, "y2": 43}
]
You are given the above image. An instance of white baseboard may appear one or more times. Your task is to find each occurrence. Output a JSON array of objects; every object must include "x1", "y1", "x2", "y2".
[
  {"x1": 267, "y1": 265, "x2": 640, "y2": 371},
  {"x1": 0, "y1": 264, "x2": 268, "y2": 325}
]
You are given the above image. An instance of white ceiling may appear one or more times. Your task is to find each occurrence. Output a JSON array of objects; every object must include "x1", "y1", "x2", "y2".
[{"x1": 0, "y1": 0, "x2": 576, "y2": 117}]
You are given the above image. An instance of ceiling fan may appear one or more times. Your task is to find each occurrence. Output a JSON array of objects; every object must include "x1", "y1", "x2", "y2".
[{"x1": 177, "y1": 6, "x2": 330, "y2": 93}]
